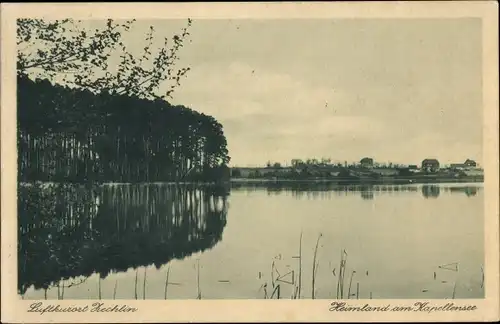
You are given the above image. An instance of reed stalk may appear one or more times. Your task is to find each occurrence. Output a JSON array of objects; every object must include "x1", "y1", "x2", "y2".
[
  {"x1": 336, "y1": 250, "x2": 342, "y2": 299},
  {"x1": 143, "y1": 268, "x2": 147, "y2": 300},
  {"x1": 337, "y1": 249, "x2": 347, "y2": 299},
  {"x1": 164, "y1": 266, "x2": 171, "y2": 299},
  {"x1": 452, "y1": 282, "x2": 457, "y2": 299},
  {"x1": 197, "y1": 260, "x2": 202, "y2": 299},
  {"x1": 298, "y1": 232, "x2": 302, "y2": 299},
  {"x1": 356, "y1": 282, "x2": 359, "y2": 300},
  {"x1": 347, "y1": 271, "x2": 355, "y2": 299},
  {"x1": 271, "y1": 261, "x2": 275, "y2": 288},
  {"x1": 270, "y1": 284, "x2": 281, "y2": 299},
  {"x1": 481, "y1": 266, "x2": 484, "y2": 288},
  {"x1": 113, "y1": 280, "x2": 118, "y2": 299},
  {"x1": 98, "y1": 274, "x2": 102, "y2": 300},
  {"x1": 134, "y1": 269, "x2": 138, "y2": 299},
  {"x1": 311, "y1": 233, "x2": 322, "y2": 299},
  {"x1": 340, "y1": 250, "x2": 348, "y2": 299}
]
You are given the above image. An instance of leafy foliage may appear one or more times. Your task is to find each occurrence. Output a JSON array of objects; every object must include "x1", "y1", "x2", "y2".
[{"x1": 17, "y1": 18, "x2": 192, "y2": 100}]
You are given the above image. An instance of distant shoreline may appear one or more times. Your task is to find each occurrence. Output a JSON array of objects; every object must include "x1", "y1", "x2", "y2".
[{"x1": 18, "y1": 176, "x2": 483, "y2": 187}]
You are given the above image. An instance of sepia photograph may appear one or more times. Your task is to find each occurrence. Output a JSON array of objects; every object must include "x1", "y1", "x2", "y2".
[{"x1": 1, "y1": 1, "x2": 498, "y2": 323}]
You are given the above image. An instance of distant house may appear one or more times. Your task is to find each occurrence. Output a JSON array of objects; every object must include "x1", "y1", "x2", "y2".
[
  {"x1": 449, "y1": 163, "x2": 466, "y2": 170},
  {"x1": 464, "y1": 168, "x2": 484, "y2": 177},
  {"x1": 449, "y1": 159, "x2": 477, "y2": 170},
  {"x1": 408, "y1": 164, "x2": 418, "y2": 172},
  {"x1": 360, "y1": 157, "x2": 374, "y2": 168},
  {"x1": 464, "y1": 159, "x2": 477, "y2": 167},
  {"x1": 421, "y1": 159, "x2": 440, "y2": 172},
  {"x1": 372, "y1": 168, "x2": 399, "y2": 176},
  {"x1": 231, "y1": 167, "x2": 293, "y2": 178}
]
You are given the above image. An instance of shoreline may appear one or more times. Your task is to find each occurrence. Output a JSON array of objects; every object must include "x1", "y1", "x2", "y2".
[{"x1": 18, "y1": 177, "x2": 484, "y2": 187}]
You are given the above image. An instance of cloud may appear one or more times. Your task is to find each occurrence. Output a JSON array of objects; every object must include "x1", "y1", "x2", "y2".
[{"x1": 170, "y1": 62, "x2": 390, "y2": 165}]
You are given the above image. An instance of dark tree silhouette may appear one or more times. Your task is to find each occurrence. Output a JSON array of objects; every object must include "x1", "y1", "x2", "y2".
[
  {"x1": 18, "y1": 76, "x2": 230, "y2": 182},
  {"x1": 17, "y1": 18, "x2": 230, "y2": 183}
]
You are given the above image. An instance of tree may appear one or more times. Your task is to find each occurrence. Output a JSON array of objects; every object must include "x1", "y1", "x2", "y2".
[
  {"x1": 17, "y1": 18, "x2": 192, "y2": 100},
  {"x1": 321, "y1": 157, "x2": 331, "y2": 165},
  {"x1": 17, "y1": 76, "x2": 231, "y2": 182},
  {"x1": 17, "y1": 18, "x2": 233, "y2": 184}
]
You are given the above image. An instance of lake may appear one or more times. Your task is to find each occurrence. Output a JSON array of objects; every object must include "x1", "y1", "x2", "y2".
[{"x1": 18, "y1": 182, "x2": 484, "y2": 300}]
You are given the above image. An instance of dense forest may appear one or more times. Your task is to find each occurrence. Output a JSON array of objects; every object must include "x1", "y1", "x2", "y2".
[
  {"x1": 17, "y1": 75, "x2": 230, "y2": 183},
  {"x1": 17, "y1": 18, "x2": 230, "y2": 183}
]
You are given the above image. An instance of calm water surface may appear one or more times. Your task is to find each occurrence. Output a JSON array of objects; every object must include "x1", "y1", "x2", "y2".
[{"x1": 19, "y1": 182, "x2": 484, "y2": 299}]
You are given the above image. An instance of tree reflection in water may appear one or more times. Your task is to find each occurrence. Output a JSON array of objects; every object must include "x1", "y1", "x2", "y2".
[
  {"x1": 422, "y1": 185, "x2": 481, "y2": 199},
  {"x1": 360, "y1": 190, "x2": 374, "y2": 200},
  {"x1": 231, "y1": 182, "x2": 480, "y2": 200},
  {"x1": 448, "y1": 186, "x2": 478, "y2": 197},
  {"x1": 18, "y1": 183, "x2": 228, "y2": 295},
  {"x1": 421, "y1": 185, "x2": 441, "y2": 199}
]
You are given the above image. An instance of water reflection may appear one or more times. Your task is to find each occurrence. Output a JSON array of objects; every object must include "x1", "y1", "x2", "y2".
[
  {"x1": 231, "y1": 182, "x2": 481, "y2": 200},
  {"x1": 361, "y1": 190, "x2": 374, "y2": 200},
  {"x1": 18, "y1": 183, "x2": 228, "y2": 295},
  {"x1": 422, "y1": 185, "x2": 441, "y2": 199},
  {"x1": 450, "y1": 186, "x2": 478, "y2": 197}
]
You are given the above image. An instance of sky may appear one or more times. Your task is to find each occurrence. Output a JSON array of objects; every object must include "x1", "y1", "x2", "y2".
[{"x1": 94, "y1": 18, "x2": 483, "y2": 167}]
